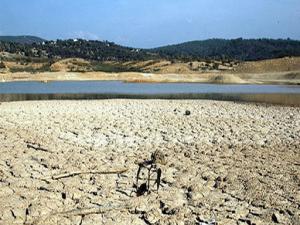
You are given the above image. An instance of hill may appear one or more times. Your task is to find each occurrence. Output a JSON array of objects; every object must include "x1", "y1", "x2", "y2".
[
  {"x1": 0, "y1": 35, "x2": 46, "y2": 44},
  {"x1": 1, "y1": 37, "x2": 300, "y2": 62},
  {"x1": 152, "y1": 38, "x2": 300, "y2": 61},
  {"x1": 0, "y1": 39, "x2": 155, "y2": 61}
]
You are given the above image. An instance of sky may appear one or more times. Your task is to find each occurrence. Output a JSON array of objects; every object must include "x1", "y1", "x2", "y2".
[{"x1": 0, "y1": 0, "x2": 299, "y2": 48}]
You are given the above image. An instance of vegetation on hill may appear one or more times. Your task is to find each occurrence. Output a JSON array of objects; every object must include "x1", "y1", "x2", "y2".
[
  {"x1": 0, "y1": 35, "x2": 46, "y2": 44},
  {"x1": 152, "y1": 38, "x2": 300, "y2": 61},
  {"x1": 1, "y1": 37, "x2": 300, "y2": 62},
  {"x1": 0, "y1": 39, "x2": 156, "y2": 61}
]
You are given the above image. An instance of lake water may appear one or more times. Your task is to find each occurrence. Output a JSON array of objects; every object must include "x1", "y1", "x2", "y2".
[{"x1": 0, "y1": 81, "x2": 300, "y2": 94}]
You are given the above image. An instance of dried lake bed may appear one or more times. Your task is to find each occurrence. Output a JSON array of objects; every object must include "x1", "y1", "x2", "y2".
[{"x1": 0, "y1": 99, "x2": 299, "y2": 224}]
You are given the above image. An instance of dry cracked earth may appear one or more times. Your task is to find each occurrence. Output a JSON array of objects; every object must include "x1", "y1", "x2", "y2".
[{"x1": 0, "y1": 100, "x2": 299, "y2": 225}]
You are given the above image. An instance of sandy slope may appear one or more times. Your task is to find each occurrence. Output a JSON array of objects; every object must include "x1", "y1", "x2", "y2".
[
  {"x1": 0, "y1": 100, "x2": 299, "y2": 225},
  {"x1": 1, "y1": 70, "x2": 300, "y2": 84},
  {"x1": 1, "y1": 56, "x2": 300, "y2": 84}
]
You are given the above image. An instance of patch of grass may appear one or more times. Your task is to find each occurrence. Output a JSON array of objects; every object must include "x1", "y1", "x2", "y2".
[
  {"x1": 9, "y1": 63, "x2": 51, "y2": 73},
  {"x1": 91, "y1": 62, "x2": 142, "y2": 73}
]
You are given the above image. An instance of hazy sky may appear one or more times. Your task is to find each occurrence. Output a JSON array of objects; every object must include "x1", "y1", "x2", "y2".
[{"x1": 0, "y1": 0, "x2": 299, "y2": 48}]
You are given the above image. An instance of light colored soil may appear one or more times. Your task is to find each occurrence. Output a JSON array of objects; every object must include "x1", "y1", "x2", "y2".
[
  {"x1": 235, "y1": 57, "x2": 300, "y2": 73},
  {"x1": 50, "y1": 58, "x2": 91, "y2": 72},
  {"x1": 1, "y1": 70, "x2": 300, "y2": 84},
  {"x1": 3, "y1": 61, "x2": 47, "y2": 70},
  {"x1": 0, "y1": 100, "x2": 299, "y2": 225},
  {"x1": 1, "y1": 56, "x2": 300, "y2": 84}
]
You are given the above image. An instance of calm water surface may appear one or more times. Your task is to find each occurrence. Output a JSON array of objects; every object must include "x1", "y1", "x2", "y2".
[{"x1": 0, "y1": 81, "x2": 299, "y2": 94}]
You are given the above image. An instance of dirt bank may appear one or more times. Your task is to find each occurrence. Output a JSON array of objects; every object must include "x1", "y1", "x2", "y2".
[
  {"x1": 1, "y1": 70, "x2": 300, "y2": 84},
  {"x1": 1, "y1": 56, "x2": 300, "y2": 84}
]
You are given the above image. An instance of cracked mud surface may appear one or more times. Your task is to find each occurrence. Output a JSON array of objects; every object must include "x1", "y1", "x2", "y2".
[{"x1": 0, "y1": 100, "x2": 299, "y2": 225}]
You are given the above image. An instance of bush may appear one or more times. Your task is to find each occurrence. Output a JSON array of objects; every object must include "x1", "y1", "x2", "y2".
[{"x1": 0, "y1": 61, "x2": 6, "y2": 68}]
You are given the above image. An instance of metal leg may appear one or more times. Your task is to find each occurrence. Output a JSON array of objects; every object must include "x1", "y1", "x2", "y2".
[
  {"x1": 156, "y1": 168, "x2": 162, "y2": 192},
  {"x1": 147, "y1": 164, "x2": 153, "y2": 193},
  {"x1": 136, "y1": 164, "x2": 142, "y2": 191}
]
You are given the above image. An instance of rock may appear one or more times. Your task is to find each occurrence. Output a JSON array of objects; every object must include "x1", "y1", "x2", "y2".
[
  {"x1": 159, "y1": 189, "x2": 186, "y2": 210},
  {"x1": 61, "y1": 192, "x2": 67, "y2": 199},
  {"x1": 162, "y1": 168, "x2": 177, "y2": 184},
  {"x1": 247, "y1": 218, "x2": 264, "y2": 225},
  {"x1": 151, "y1": 149, "x2": 167, "y2": 165},
  {"x1": 213, "y1": 176, "x2": 222, "y2": 188},
  {"x1": 143, "y1": 209, "x2": 161, "y2": 224},
  {"x1": 185, "y1": 110, "x2": 191, "y2": 116},
  {"x1": 218, "y1": 218, "x2": 237, "y2": 225},
  {"x1": 196, "y1": 216, "x2": 217, "y2": 225},
  {"x1": 249, "y1": 208, "x2": 264, "y2": 217},
  {"x1": 272, "y1": 212, "x2": 288, "y2": 223},
  {"x1": 236, "y1": 207, "x2": 249, "y2": 218},
  {"x1": 160, "y1": 201, "x2": 180, "y2": 215}
]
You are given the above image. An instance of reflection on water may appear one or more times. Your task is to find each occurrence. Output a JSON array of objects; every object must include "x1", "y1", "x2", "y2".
[
  {"x1": 0, "y1": 81, "x2": 299, "y2": 105},
  {"x1": 0, "y1": 93, "x2": 299, "y2": 106},
  {"x1": 0, "y1": 81, "x2": 300, "y2": 94}
]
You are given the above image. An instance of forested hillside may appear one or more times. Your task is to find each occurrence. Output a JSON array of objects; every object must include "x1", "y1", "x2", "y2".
[
  {"x1": 0, "y1": 36, "x2": 45, "y2": 44},
  {"x1": 1, "y1": 37, "x2": 300, "y2": 61},
  {"x1": 0, "y1": 38, "x2": 154, "y2": 61},
  {"x1": 152, "y1": 38, "x2": 300, "y2": 61}
]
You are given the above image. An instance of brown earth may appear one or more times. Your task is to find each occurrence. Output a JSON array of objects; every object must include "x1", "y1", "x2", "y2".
[
  {"x1": 1, "y1": 70, "x2": 300, "y2": 84},
  {"x1": 1, "y1": 55, "x2": 300, "y2": 84},
  {"x1": 235, "y1": 57, "x2": 300, "y2": 73},
  {"x1": 2, "y1": 61, "x2": 47, "y2": 71},
  {"x1": 50, "y1": 58, "x2": 92, "y2": 72},
  {"x1": 0, "y1": 100, "x2": 299, "y2": 225}
]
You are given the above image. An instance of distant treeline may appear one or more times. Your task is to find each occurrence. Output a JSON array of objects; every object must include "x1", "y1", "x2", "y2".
[
  {"x1": 152, "y1": 38, "x2": 300, "y2": 61},
  {"x1": 0, "y1": 39, "x2": 156, "y2": 61},
  {"x1": 0, "y1": 35, "x2": 46, "y2": 45},
  {"x1": 1, "y1": 37, "x2": 300, "y2": 61}
]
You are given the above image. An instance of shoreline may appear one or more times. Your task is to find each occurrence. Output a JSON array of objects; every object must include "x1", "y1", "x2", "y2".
[
  {"x1": 1, "y1": 70, "x2": 300, "y2": 85},
  {"x1": 0, "y1": 93, "x2": 300, "y2": 106},
  {"x1": 2, "y1": 79, "x2": 300, "y2": 86}
]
